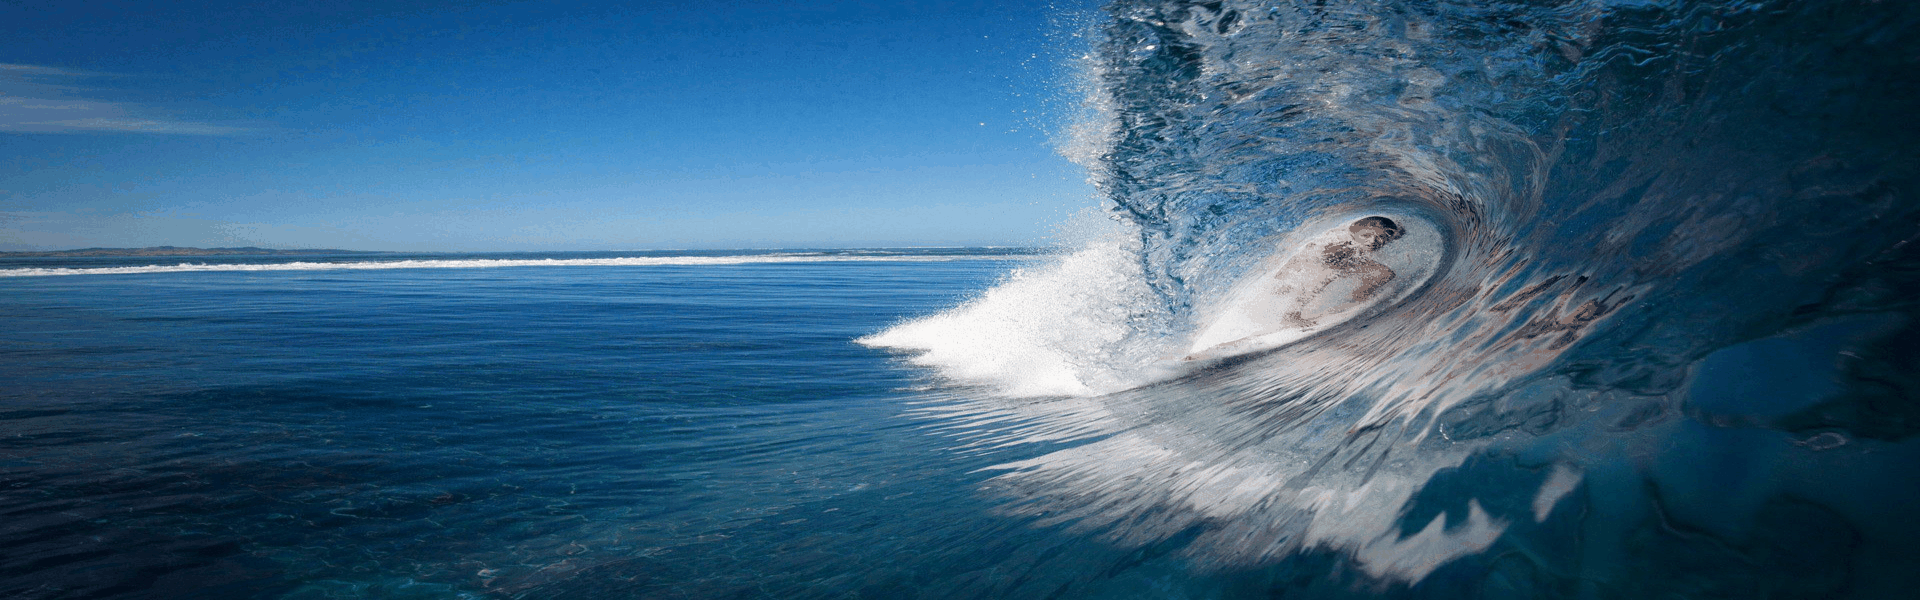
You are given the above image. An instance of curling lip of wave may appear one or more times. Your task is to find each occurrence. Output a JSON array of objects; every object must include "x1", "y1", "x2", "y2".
[
  {"x1": 863, "y1": 0, "x2": 1920, "y2": 586},
  {"x1": 0, "y1": 253, "x2": 1017, "y2": 278}
]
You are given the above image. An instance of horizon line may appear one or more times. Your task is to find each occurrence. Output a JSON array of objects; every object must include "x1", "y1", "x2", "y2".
[{"x1": 0, "y1": 244, "x2": 1056, "y2": 255}]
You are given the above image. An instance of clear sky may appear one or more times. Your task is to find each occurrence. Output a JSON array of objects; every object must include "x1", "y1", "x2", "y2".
[{"x1": 0, "y1": 0, "x2": 1099, "y2": 251}]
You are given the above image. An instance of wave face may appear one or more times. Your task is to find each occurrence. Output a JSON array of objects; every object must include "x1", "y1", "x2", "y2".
[{"x1": 871, "y1": 0, "x2": 1920, "y2": 593}]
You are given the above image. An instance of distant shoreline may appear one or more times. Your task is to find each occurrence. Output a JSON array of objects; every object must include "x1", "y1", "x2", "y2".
[{"x1": 0, "y1": 247, "x2": 387, "y2": 258}]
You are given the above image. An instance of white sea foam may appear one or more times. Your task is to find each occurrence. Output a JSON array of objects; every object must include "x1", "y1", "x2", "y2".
[
  {"x1": 860, "y1": 210, "x2": 1173, "y2": 397},
  {"x1": 0, "y1": 253, "x2": 1011, "y2": 278}
]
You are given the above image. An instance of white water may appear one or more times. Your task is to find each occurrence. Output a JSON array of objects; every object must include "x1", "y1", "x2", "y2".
[
  {"x1": 1185, "y1": 214, "x2": 1444, "y2": 359},
  {"x1": 860, "y1": 211, "x2": 1176, "y2": 397}
]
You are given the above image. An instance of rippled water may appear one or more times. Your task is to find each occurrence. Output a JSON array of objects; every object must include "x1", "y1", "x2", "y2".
[{"x1": 2, "y1": 255, "x2": 1211, "y2": 599}]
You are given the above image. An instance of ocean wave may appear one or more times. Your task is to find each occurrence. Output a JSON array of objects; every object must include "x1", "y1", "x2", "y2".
[{"x1": 871, "y1": 0, "x2": 1920, "y2": 591}]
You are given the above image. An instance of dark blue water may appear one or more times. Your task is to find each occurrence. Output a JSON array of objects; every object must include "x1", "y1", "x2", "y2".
[
  {"x1": 0, "y1": 255, "x2": 1218, "y2": 599},
  {"x1": 12, "y1": 0, "x2": 1920, "y2": 597}
]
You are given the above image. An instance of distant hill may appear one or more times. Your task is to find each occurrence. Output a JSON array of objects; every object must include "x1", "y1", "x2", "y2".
[{"x1": 0, "y1": 246, "x2": 386, "y2": 258}]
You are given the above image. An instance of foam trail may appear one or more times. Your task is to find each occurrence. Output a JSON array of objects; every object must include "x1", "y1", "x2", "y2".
[{"x1": 0, "y1": 253, "x2": 1015, "y2": 278}]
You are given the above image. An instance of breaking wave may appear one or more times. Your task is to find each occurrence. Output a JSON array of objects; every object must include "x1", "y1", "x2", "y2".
[{"x1": 869, "y1": 0, "x2": 1920, "y2": 593}]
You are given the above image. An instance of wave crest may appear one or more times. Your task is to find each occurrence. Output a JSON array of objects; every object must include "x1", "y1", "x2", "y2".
[{"x1": 872, "y1": 0, "x2": 1920, "y2": 588}]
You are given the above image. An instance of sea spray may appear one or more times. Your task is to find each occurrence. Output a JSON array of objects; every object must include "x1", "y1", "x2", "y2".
[{"x1": 862, "y1": 209, "x2": 1174, "y2": 397}]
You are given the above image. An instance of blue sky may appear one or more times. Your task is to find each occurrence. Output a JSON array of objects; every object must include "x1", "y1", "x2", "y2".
[{"x1": 0, "y1": 0, "x2": 1098, "y2": 251}]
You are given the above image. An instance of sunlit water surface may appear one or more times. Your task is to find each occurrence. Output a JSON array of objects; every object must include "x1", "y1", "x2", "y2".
[{"x1": 2, "y1": 253, "x2": 1240, "y2": 599}]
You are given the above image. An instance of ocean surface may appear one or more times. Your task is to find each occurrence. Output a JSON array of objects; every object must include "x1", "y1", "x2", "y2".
[
  {"x1": 2, "y1": 250, "x2": 1154, "y2": 598},
  {"x1": 11, "y1": 0, "x2": 1920, "y2": 597}
]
